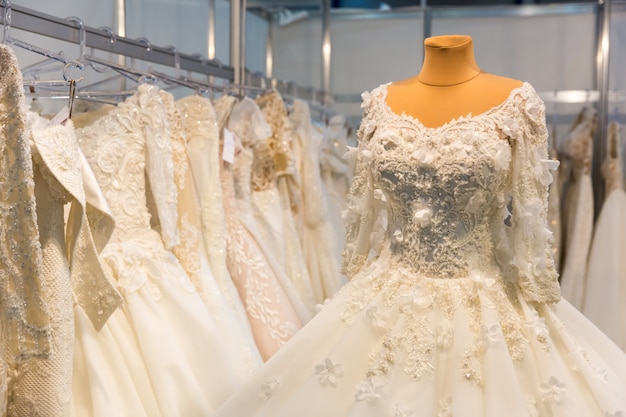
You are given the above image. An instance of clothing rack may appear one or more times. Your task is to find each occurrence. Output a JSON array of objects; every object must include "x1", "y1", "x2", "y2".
[{"x1": 0, "y1": 3, "x2": 332, "y2": 109}]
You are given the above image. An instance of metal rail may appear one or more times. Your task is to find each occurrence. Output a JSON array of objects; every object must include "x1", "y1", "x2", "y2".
[{"x1": 0, "y1": 4, "x2": 234, "y2": 81}]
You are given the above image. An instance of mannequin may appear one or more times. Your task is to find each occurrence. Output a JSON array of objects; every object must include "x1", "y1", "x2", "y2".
[{"x1": 386, "y1": 34, "x2": 523, "y2": 128}]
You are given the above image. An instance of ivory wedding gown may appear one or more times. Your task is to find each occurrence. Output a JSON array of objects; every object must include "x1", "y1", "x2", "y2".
[
  {"x1": 213, "y1": 82, "x2": 626, "y2": 417},
  {"x1": 559, "y1": 110, "x2": 596, "y2": 309},
  {"x1": 583, "y1": 122, "x2": 626, "y2": 351},
  {"x1": 216, "y1": 95, "x2": 310, "y2": 361},
  {"x1": 75, "y1": 84, "x2": 241, "y2": 415}
]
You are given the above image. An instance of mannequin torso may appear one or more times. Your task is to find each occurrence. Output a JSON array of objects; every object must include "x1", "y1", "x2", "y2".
[{"x1": 385, "y1": 35, "x2": 523, "y2": 128}]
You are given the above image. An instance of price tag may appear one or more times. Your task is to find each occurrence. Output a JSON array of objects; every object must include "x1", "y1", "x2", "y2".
[
  {"x1": 48, "y1": 105, "x2": 70, "y2": 127},
  {"x1": 222, "y1": 128, "x2": 236, "y2": 164}
]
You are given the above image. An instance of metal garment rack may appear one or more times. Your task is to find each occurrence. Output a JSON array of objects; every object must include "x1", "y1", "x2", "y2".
[{"x1": 0, "y1": 4, "x2": 234, "y2": 80}]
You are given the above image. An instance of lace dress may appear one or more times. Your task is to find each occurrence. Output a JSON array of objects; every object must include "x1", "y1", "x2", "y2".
[
  {"x1": 169, "y1": 94, "x2": 262, "y2": 378},
  {"x1": 213, "y1": 82, "x2": 626, "y2": 417},
  {"x1": 583, "y1": 122, "x2": 626, "y2": 351},
  {"x1": 176, "y1": 95, "x2": 252, "y2": 332},
  {"x1": 216, "y1": 95, "x2": 309, "y2": 360},
  {"x1": 290, "y1": 99, "x2": 346, "y2": 304},
  {"x1": 75, "y1": 84, "x2": 240, "y2": 415},
  {"x1": 559, "y1": 114, "x2": 595, "y2": 310},
  {"x1": 253, "y1": 92, "x2": 316, "y2": 314}
]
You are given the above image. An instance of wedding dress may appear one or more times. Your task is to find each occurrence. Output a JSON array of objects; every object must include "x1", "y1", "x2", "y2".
[
  {"x1": 583, "y1": 122, "x2": 626, "y2": 351},
  {"x1": 251, "y1": 92, "x2": 317, "y2": 314},
  {"x1": 213, "y1": 82, "x2": 626, "y2": 417},
  {"x1": 290, "y1": 99, "x2": 346, "y2": 303},
  {"x1": 176, "y1": 95, "x2": 253, "y2": 332},
  {"x1": 75, "y1": 84, "x2": 240, "y2": 415},
  {"x1": 174, "y1": 95, "x2": 262, "y2": 376},
  {"x1": 216, "y1": 95, "x2": 309, "y2": 360},
  {"x1": 559, "y1": 111, "x2": 596, "y2": 310}
]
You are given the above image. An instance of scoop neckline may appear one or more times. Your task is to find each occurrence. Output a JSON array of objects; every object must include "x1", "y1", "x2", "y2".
[{"x1": 377, "y1": 81, "x2": 530, "y2": 133}]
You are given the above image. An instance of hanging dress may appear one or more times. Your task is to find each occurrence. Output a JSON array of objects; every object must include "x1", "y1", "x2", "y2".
[
  {"x1": 213, "y1": 82, "x2": 626, "y2": 417},
  {"x1": 583, "y1": 121, "x2": 626, "y2": 351},
  {"x1": 290, "y1": 99, "x2": 347, "y2": 304},
  {"x1": 75, "y1": 84, "x2": 240, "y2": 415},
  {"x1": 216, "y1": 95, "x2": 309, "y2": 360},
  {"x1": 251, "y1": 92, "x2": 317, "y2": 314},
  {"x1": 559, "y1": 113, "x2": 595, "y2": 310}
]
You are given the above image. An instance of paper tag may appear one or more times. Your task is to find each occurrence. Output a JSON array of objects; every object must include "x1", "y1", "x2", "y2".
[
  {"x1": 48, "y1": 105, "x2": 70, "y2": 127},
  {"x1": 222, "y1": 128, "x2": 236, "y2": 164}
]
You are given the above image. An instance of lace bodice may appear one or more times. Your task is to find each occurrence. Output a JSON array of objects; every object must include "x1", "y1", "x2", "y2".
[
  {"x1": 343, "y1": 82, "x2": 560, "y2": 303},
  {"x1": 76, "y1": 85, "x2": 179, "y2": 248}
]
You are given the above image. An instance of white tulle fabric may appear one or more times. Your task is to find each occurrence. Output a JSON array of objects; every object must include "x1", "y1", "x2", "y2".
[
  {"x1": 559, "y1": 114, "x2": 595, "y2": 310},
  {"x1": 213, "y1": 82, "x2": 626, "y2": 417},
  {"x1": 583, "y1": 122, "x2": 626, "y2": 351},
  {"x1": 75, "y1": 85, "x2": 241, "y2": 415}
]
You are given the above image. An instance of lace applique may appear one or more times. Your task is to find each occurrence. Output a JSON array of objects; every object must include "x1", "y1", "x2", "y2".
[
  {"x1": 354, "y1": 377, "x2": 384, "y2": 404},
  {"x1": 314, "y1": 358, "x2": 344, "y2": 387},
  {"x1": 259, "y1": 376, "x2": 280, "y2": 403},
  {"x1": 539, "y1": 376, "x2": 566, "y2": 404}
]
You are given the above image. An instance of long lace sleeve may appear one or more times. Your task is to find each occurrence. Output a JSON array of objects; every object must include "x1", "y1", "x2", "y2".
[
  {"x1": 341, "y1": 91, "x2": 387, "y2": 279},
  {"x1": 142, "y1": 88, "x2": 180, "y2": 250},
  {"x1": 494, "y1": 85, "x2": 561, "y2": 304},
  {"x1": 0, "y1": 44, "x2": 51, "y2": 363}
]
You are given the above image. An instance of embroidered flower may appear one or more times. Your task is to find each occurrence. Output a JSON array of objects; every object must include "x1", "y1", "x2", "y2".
[
  {"x1": 315, "y1": 358, "x2": 344, "y2": 387},
  {"x1": 437, "y1": 397, "x2": 453, "y2": 417},
  {"x1": 450, "y1": 140, "x2": 474, "y2": 158},
  {"x1": 364, "y1": 306, "x2": 386, "y2": 330},
  {"x1": 539, "y1": 376, "x2": 566, "y2": 404},
  {"x1": 410, "y1": 148, "x2": 435, "y2": 165},
  {"x1": 360, "y1": 149, "x2": 374, "y2": 162},
  {"x1": 494, "y1": 144, "x2": 511, "y2": 171},
  {"x1": 399, "y1": 285, "x2": 432, "y2": 309},
  {"x1": 500, "y1": 117, "x2": 520, "y2": 139},
  {"x1": 481, "y1": 325, "x2": 501, "y2": 347},
  {"x1": 363, "y1": 119, "x2": 377, "y2": 137},
  {"x1": 460, "y1": 128, "x2": 474, "y2": 142},
  {"x1": 392, "y1": 404, "x2": 414, "y2": 417},
  {"x1": 392, "y1": 228, "x2": 404, "y2": 243},
  {"x1": 373, "y1": 188, "x2": 387, "y2": 203},
  {"x1": 526, "y1": 396, "x2": 539, "y2": 417},
  {"x1": 259, "y1": 377, "x2": 280, "y2": 403},
  {"x1": 524, "y1": 96, "x2": 543, "y2": 122},
  {"x1": 354, "y1": 378, "x2": 384, "y2": 404},
  {"x1": 436, "y1": 320, "x2": 453, "y2": 351},
  {"x1": 361, "y1": 90, "x2": 372, "y2": 109},
  {"x1": 525, "y1": 310, "x2": 549, "y2": 342},
  {"x1": 413, "y1": 208, "x2": 433, "y2": 227},
  {"x1": 470, "y1": 269, "x2": 496, "y2": 290}
]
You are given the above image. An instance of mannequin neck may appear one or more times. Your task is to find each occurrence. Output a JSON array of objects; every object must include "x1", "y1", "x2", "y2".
[{"x1": 417, "y1": 35, "x2": 481, "y2": 87}]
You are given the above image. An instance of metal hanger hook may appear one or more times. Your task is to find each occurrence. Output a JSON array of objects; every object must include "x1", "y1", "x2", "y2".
[
  {"x1": 65, "y1": 16, "x2": 86, "y2": 61},
  {"x1": 63, "y1": 60, "x2": 85, "y2": 83},
  {"x1": 99, "y1": 26, "x2": 116, "y2": 44},
  {"x1": 136, "y1": 37, "x2": 152, "y2": 52}
]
